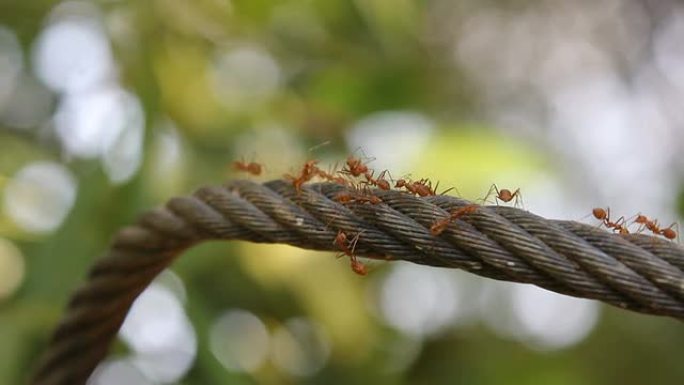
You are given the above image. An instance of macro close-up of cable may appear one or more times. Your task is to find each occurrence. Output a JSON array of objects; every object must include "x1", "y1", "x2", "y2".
[
  {"x1": 31, "y1": 178, "x2": 684, "y2": 385},
  {"x1": 5, "y1": 1, "x2": 684, "y2": 384}
]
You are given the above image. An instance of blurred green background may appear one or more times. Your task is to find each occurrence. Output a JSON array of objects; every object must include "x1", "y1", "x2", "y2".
[{"x1": 1, "y1": 0, "x2": 684, "y2": 384}]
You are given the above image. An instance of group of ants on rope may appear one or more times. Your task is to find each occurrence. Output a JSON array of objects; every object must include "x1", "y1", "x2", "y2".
[{"x1": 233, "y1": 155, "x2": 679, "y2": 276}]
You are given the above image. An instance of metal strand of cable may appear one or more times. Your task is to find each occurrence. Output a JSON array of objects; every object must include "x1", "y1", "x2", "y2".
[{"x1": 31, "y1": 179, "x2": 684, "y2": 385}]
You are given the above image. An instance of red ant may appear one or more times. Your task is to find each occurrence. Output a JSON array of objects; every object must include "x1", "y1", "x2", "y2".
[
  {"x1": 334, "y1": 230, "x2": 367, "y2": 275},
  {"x1": 363, "y1": 170, "x2": 391, "y2": 190},
  {"x1": 286, "y1": 160, "x2": 320, "y2": 191},
  {"x1": 660, "y1": 224, "x2": 678, "y2": 241},
  {"x1": 485, "y1": 184, "x2": 523, "y2": 207},
  {"x1": 437, "y1": 184, "x2": 456, "y2": 196},
  {"x1": 394, "y1": 179, "x2": 408, "y2": 189},
  {"x1": 634, "y1": 214, "x2": 677, "y2": 240},
  {"x1": 430, "y1": 204, "x2": 479, "y2": 235},
  {"x1": 335, "y1": 186, "x2": 383, "y2": 205},
  {"x1": 634, "y1": 214, "x2": 662, "y2": 234},
  {"x1": 233, "y1": 160, "x2": 263, "y2": 176},
  {"x1": 315, "y1": 166, "x2": 348, "y2": 185},
  {"x1": 592, "y1": 207, "x2": 629, "y2": 234},
  {"x1": 341, "y1": 156, "x2": 369, "y2": 178},
  {"x1": 395, "y1": 178, "x2": 436, "y2": 197},
  {"x1": 415, "y1": 179, "x2": 437, "y2": 196}
]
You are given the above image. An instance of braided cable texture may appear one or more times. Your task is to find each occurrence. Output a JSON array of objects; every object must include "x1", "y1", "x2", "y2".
[{"x1": 31, "y1": 179, "x2": 684, "y2": 385}]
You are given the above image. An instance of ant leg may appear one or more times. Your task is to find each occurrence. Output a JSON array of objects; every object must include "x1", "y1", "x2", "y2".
[
  {"x1": 493, "y1": 184, "x2": 503, "y2": 205},
  {"x1": 482, "y1": 184, "x2": 498, "y2": 205},
  {"x1": 652, "y1": 219, "x2": 661, "y2": 234},
  {"x1": 364, "y1": 169, "x2": 375, "y2": 181},
  {"x1": 347, "y1": 231, "x2": 365, "y2": 270},
  {"x1": 511, "y1": 188, "x2": 523, "y2": 208},
  {"x1": 613, "y1": 216, "x2": 629, "y2": 234},
  {"x1": 307, "y1": 140, "x2": 332, "y2": 153},
  {"x1": 623, "y1": 213, "x2": 639, "y2": 233},
  {"x1": 675, "y1": 222, "x2": 680, "y2": 243},
  {"x1": 350, "y1": 147, "x2": 376, "y2": 165},
  {"x1": 603, "y1": 207, "x2": 612, "y2": 228},
  {"x1": 349, "y1": 231, "x2": 362, "y2": 253},
  {"x1": 440, "y1": 186, "x2": 456, "y2": 195}
]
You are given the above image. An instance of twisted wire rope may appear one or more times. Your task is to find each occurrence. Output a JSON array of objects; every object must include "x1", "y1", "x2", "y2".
[{"x1": 31, "y1": 179, "x2": 684, "y2": 385}]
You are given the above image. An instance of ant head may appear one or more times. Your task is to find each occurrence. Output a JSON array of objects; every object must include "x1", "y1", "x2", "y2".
[
  {"x1": 662, "y1": 228, "x2": 677, "y2": 240},
  {"x1": 350, "y1": 260, "x2": 368, "y2": 276},
  {"x1": 592, "y1": 208, "x2": 607, "y2": 220}
]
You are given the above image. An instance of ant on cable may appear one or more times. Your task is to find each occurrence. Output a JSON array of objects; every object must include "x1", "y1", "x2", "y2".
[
  {"x1": 335, "y1": 190, "x2": 383, "y2": 205},
  {"x1": 363, "y1": 169, "x2": 392, "y2": 191},
  {"x1": 633, "y1": 214, "x2": 678, "y2": 240},
  {"x1": 233, "y1": 160, "x2": 263, "y2": 176},
  {"x1": 485, "y1": 184, "x2": 523, "y2": 207},
  {"x1": 285, "y1": 160, "x2": 321, "y2": 191},
  {"x1": 591, "y1": 207, "x2": 629, "y2": 234},
  {"x1": 335, "y1": 183, "x2": 383, "y2": 205},
  {"x1": 314, "y1": 163, "x2": 348, "y2": 185},
  {"x1": 334, "y1": 230, "x2": 367, "y2": 275},
  {"x1": 430, "y1": 204, "x2": 479, "y2": 236},
  {"x1": 341, "y1": 156, "x2": 370, "y2": 178},
  {"x1": 395, "y1": 178, "x2": 436, "y2": 197}
]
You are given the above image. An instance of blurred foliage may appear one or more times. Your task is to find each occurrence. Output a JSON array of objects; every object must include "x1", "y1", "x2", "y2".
[{"x1": 0, "y1": 1, "x2": 683, "y2": 385}]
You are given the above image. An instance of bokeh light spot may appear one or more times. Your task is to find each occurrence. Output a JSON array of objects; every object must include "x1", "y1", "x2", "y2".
[
  {"x1": 3, "y1": 161, "x2": 77, "y2": 233},
  {"x1": 154, "y1": 270, "x2": 187, "y2": 305},
  {"x1": 378, "y1": 263, "x2": 467, "y2": 338},
  {"x1": 119, "y1": 283, "x2": 197, "y2": 383},
  {"x1": 511, "y1": 284, "x2": 599, "y2": 350},
  {"x1": 100, "y1": 92, "x2": 145, "y2": 183},
  {"x1": 147, "y1": 121, "x2": 186, "y2": 198},
  {"x1": 88, "y1": 359, "x2": 152, "y2": 385},
  {"x1": 231, "y1": 125, "x2": 303, "y2": 178},
  {"x1": 479, "y1": 281, "x2": 599, "y2": 350},
  {"x1": 32, "y1": 17, "x2": 113, "y2": 94},
  {"x1": 54, "y1": 87, "x2": 144, "y2": 164},
  {"x1": 210, "y1": 45, "x2": 282, "y2": 109},
  {"x1": 270, "y1": 317, "x2": 331, "y2": 377},
  {"x1": 209, "y1": 309, "x2": 270, "y2": 373},
  {"x1": 346, "y1": 111, "x2": 434, "y2": 175}
]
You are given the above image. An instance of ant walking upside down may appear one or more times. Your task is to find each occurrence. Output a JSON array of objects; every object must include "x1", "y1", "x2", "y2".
[{"x1": 334, "y1": 230, "x2": 367, "y2": 275}]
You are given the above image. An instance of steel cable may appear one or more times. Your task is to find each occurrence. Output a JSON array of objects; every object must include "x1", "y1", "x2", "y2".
[{"x1": 30, "y1": 179, "x2": 684, "y2": 385}]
